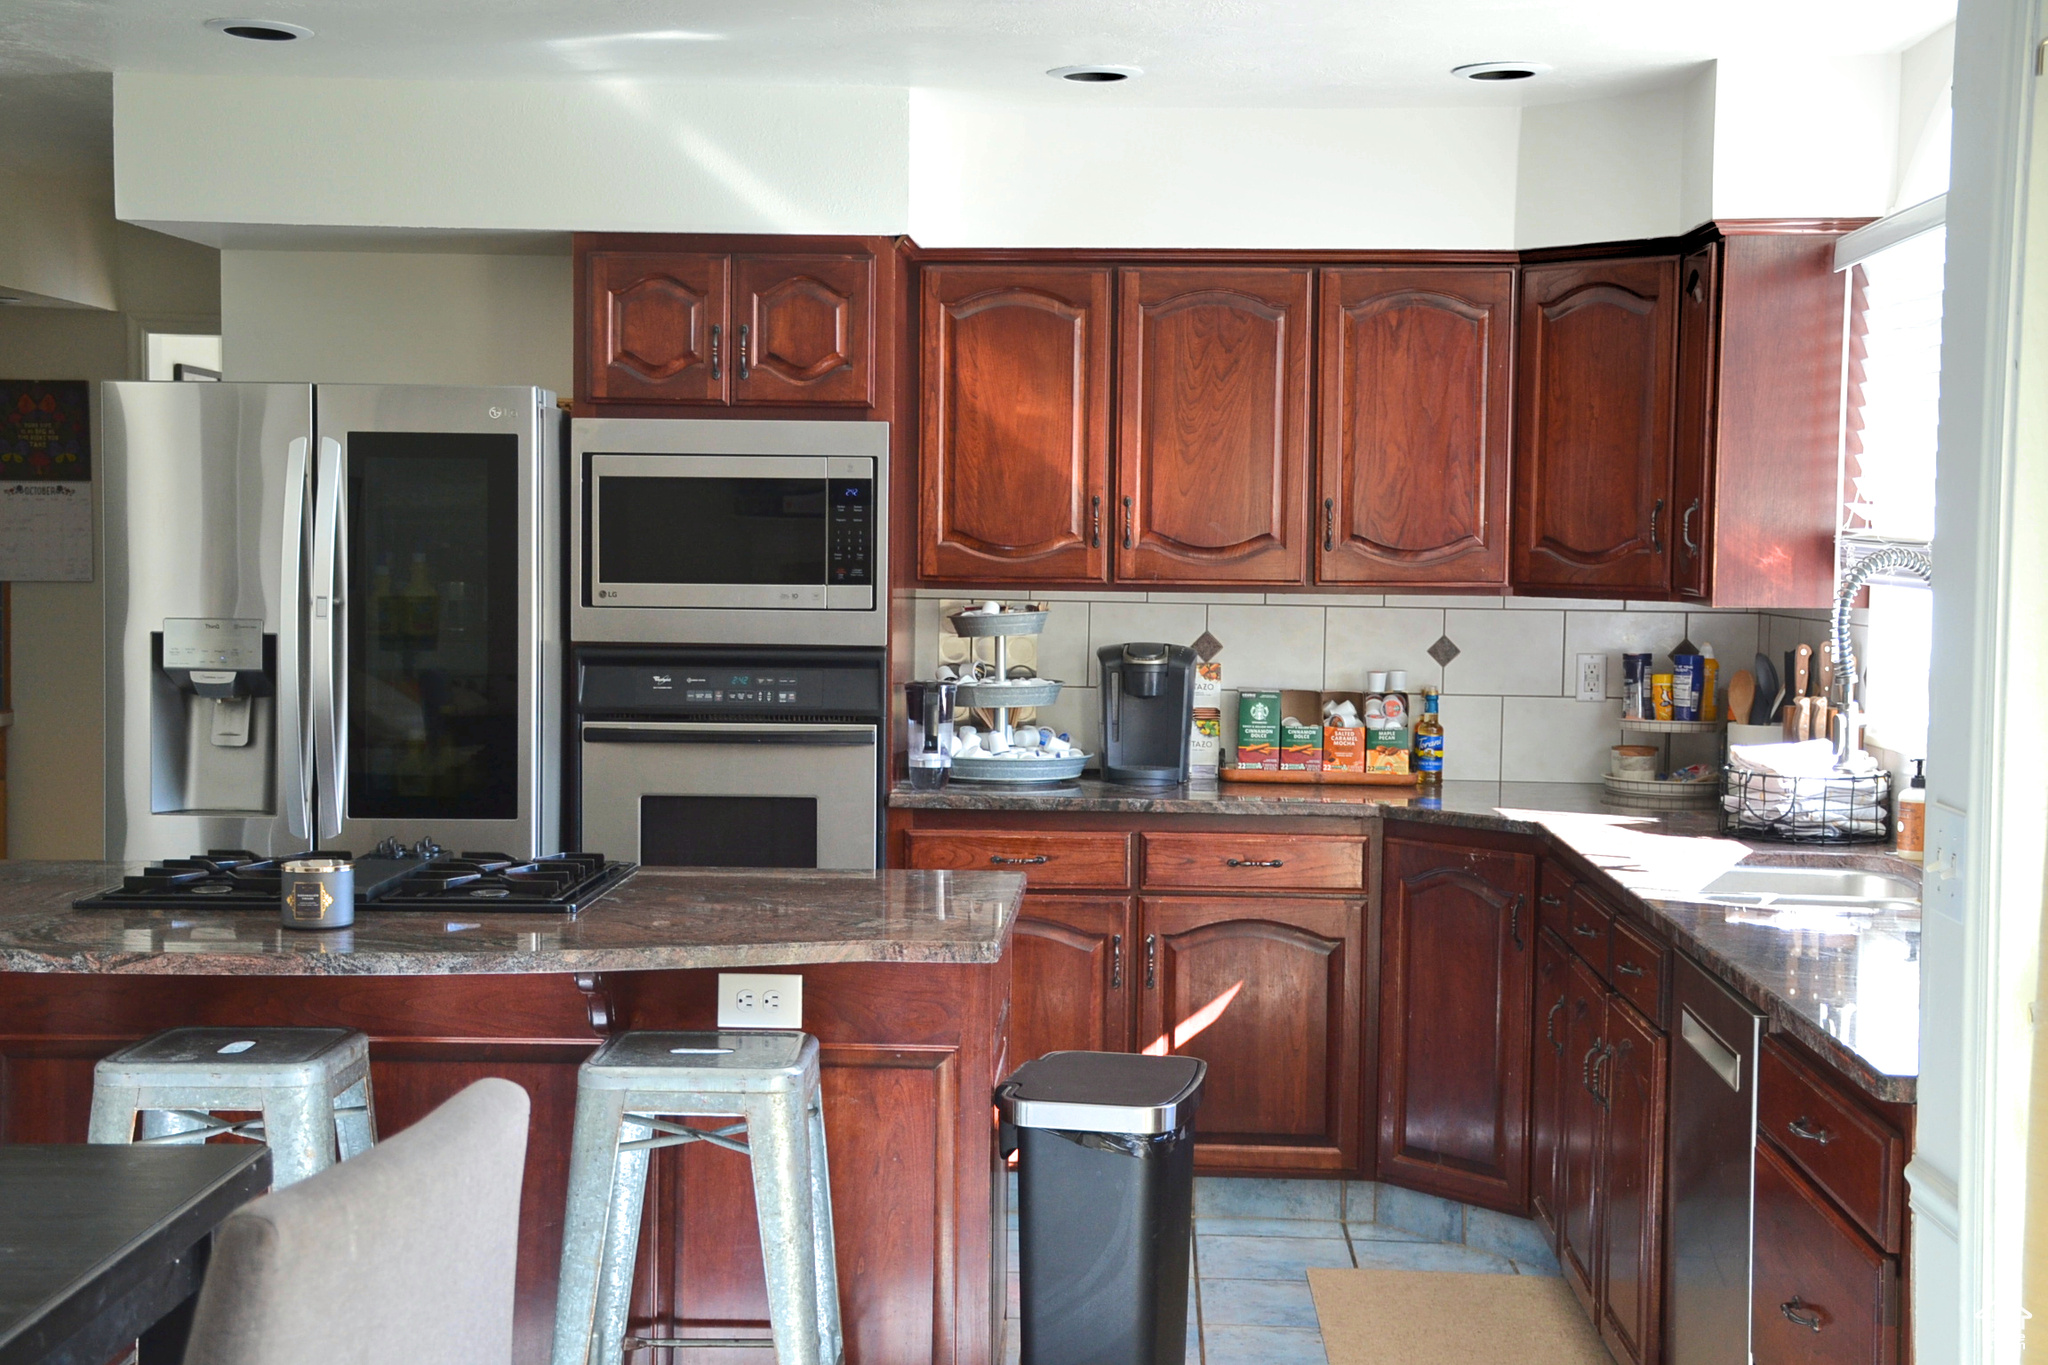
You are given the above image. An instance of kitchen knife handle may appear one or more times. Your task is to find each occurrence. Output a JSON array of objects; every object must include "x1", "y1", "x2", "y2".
[
  {"x1": 709, "y1": 324, "x2": 722, "y2": 380},
  {"x1": 1650, "y1": 498, "x2": 1664, "y2": 553}
]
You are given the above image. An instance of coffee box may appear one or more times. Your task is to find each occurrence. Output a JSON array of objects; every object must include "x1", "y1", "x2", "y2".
[
  {"x1": 1323, "y1": 724, "x2": 1366, "y2": 772},
  {"x1": 1281, "y1": 722, "x2": 1324, "y2": 771},
  {"x1": 1366, "y1": 725, "x2": 1411, "y2": 775},
  {"x1": 1236, "y1": 690, "x2": 1280, "y2": 769}
]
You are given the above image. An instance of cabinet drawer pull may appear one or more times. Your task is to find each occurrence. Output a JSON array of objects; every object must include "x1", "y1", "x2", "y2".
[
  {"x1": 1224, "y1": 858, "x2": 1284, "y2": 868},
  {"x1": 1123, "y1": 496, "x2": 1134, "y2": 549},
  {"x1": 1145, "y1": 934, "x2": 1157, "y2": 990},
  {"x1": 1614, "y1": 960, "x2": 1646, "y2": 978},
  {"x1": 1545, "y1": 998, "x2": 1566, "y2": 1055},
  {"x1": 988, "y1": 854, "x2": 1049, "y2": 865},
  {"x1": 737, "y1": 322, "x2": 752, "y2": 380},
  {"x1": 1571, "y1": 923, "x2": 1603, "y2": 940},
  {"x1": 1091, "y1": 495, "x2": 1102, "y2": 548},
  {"x1": 709, "y1": 323, "x2": 722, "y2": 381},
  {"x1": 1681, "y1": 498, "x2": 1701, "y2": 555},
  {"x1": 1786, "y1": 1116, "x2": 1835, "y2": 1146},
  {"x1": 1539, "y1": 894, "x2": 1563, "y2": 907},
  {"x1": 1509, "y1": 894, "x2": 1524, "y2": 951},
  {"x1": 1780, "y1": 1298, "x2": 1825, "y2": 1332},
  {"x1": 1582, "y1": 1041, "x2": 1603, "y2": 1096},
  {"x1": 1650, "y1": 498, "x2": 1664, "y2": 553},
  {"x1": 1111, "y1": 933, "x2": 1123, "y2": 990},
  {"x1": 1323, "y1": 497, "x2": 1335, "y2": 552}
]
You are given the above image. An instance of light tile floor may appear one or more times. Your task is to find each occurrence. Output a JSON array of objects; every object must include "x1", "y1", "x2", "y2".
[{"x1": 1004, "y1": 1176, "x2": 1561, "y2": 1365}]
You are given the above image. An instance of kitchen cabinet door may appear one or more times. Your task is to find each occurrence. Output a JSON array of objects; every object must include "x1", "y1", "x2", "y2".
[
  {"x1": 1317, "y1": 268, "x2": 1513, "y2": 588},
  {"x1": 1116, "y1": 267, "x2": 1312, "y2": 585},
  {"x1": 1555, "y1": 956, "x2": 1608, "y2": 1319},
  {"x1": 731, "y1": 254, "x2": 875, "y2": 407},
  {"x1": 920, "y1": 266, "x2": 1113, "y2": 582},
  {"x1": 1514, "y1": 256, "x2": 1679, "y2": 594},
  {"x1": 1138, "y1": 896, "x2": 1361, "y2": 1172},
  {"x1": 1598, "y1": 997, "x2": 1669, "y2": 1365},
  {"x1": 1376, "y1": 833, "x2": 1537, "y2": 1213},
  {"x1": 1009, "y1": 896, "x2": 1136, "y2": 1070},
  {"x1": 1672, "y1": 244, "x2": 1720, "y2": 601},
  {"x1": 1530, "y1": 928, "x2": 1573, "y2": 1237},
  {"x1": 1753, "y1": 1140, "x2": 1898, "y2": 1365},
  {"x1": 584, "y1": 251, "x2": 729, "y2": 404}
]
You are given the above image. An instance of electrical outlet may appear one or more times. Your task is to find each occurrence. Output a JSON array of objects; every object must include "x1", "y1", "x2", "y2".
[
  {"x1": 1575, "y1": 653, "x2": 1608, "y2": 702},
  {"x1": 717, "y1": 973, "x2": 803, "y2": 1029}
]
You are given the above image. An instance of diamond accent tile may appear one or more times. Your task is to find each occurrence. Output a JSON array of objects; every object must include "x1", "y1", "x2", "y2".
[
  {"x1": 1428, "y1": 634, "x2": 1462, "y2": 667},
  {"x1": 1193, "y1": 630, "x2": 1223, "y2": 662}
]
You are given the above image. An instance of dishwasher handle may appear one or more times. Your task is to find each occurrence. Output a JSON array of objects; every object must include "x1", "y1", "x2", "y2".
[
  {"x1": 583, "y1": 724, "x2": 877, "y2": 748},
  {"x1": 1680, "y1": 1006, "x2": 1743, "y2": 1091}
]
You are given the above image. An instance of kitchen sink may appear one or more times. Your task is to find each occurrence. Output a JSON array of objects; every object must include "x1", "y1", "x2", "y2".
[{"x1": 1698, "y1": 864, "x2": 1920, "y2": 910}]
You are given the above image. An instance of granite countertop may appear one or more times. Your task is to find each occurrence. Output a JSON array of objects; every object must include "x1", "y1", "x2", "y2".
[
  {"x1": 0, "y1": 863, "x2": 1025, "y2": 977},
  {"x1": 894, "y1": 778, "x2": 1919, "y2": 1102}
]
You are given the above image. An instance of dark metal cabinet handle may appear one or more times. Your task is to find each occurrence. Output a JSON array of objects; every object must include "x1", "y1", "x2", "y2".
[
  {"x1": 1539, "y1": 894, "x2": 1563, "y2": 908},
  {"x1": 989, "y1": 854, "x2": 1049, "y2": 865},
  {"x1": 1323, "y1": 497, "x2": 1335, "y2": 551},
  {"x1": 1091, "y1": 495, "x2": 1102, "y2": 548},
  {"x1": 1225, "y1": 858, "x2": 1284, "y2": 868},
  {"x1": 1572, "y1": 922, "x2": 1602, "y2": 940},
  {"x1": 737, "y1": 323, "x2": 752, "y2": 380},
  {"x1": 1681, "y1": 498, "x2": 1701, "y2": 554},
  {"x1": 709, "y1": 324, "x2": 722, "y2": 380},
  {"x1": 1581, "y1": 1041, "x2": 1603, "y2": 1096},
  {"x1": 1787, "y1": 1116, "x2": 1835, "y2": 1146},
  {"x1": 1145, "y1": 934, "x2": 1157, "y2": 989},
  {"x1": 1687, "y1": 268, "x2": 1706, "y2": 303},
  {"x1": 1546, "y1": 998, "x2": 1566, "y2": 1055},
  {"x1": 1508, "y1": 894, "x2": 1524, "y2": 951},
  {"x1": 1596, "y1": 1043, "x2": 1616, "y2": 1108},
  {"x1": 1650, "y1": 498, "x2": 1665, "y2": 553},
  {"x1": 1110, "y1": 934, "x2": 1123, "y2": 990},
  {"x1": 1122, "y1": 496, "x2": 1134, "y2": 549},
  {"x1": 1614, "y1": 960, "x2": 1646, "y2": 978},
  {"x1": 1780, "y1": 1298, "x2": 1825, "y2": 1332}
]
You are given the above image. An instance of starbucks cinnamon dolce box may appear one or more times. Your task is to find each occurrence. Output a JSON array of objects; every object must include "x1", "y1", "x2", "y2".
[{"x1": 1235, "y1": 691, "x2": 1280, "y2": 769}]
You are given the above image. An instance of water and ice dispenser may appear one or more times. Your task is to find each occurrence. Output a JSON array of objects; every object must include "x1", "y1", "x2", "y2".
[{"x1": 151, "y1": 617, "x2": 276, "y2": 814}]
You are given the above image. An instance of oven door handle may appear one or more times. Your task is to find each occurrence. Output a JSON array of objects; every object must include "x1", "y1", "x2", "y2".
[{"x1": 581, "y1": 723, "x2": 877, "y2": 747}]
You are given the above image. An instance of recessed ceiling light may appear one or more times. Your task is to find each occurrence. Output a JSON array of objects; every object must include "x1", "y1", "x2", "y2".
[
  {"x1": 1452, "y1": 61, "x2": 1550, "y2": 82},
  {"x1": 1049, "y1": 65, "x2": 1142, "y2": 83},
  {"x1": 204, "y1": 18, "x2": 314, "y2": 41}
]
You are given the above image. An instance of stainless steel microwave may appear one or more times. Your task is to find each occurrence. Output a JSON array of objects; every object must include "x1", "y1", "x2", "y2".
[{"x1": 571, "y1": 418, "x2": 888, "y2": 646}]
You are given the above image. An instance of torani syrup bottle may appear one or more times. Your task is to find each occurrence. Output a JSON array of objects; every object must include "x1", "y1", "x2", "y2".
[{"x1": 1415, "y1": 687, "x2": 1444, "y2": 789}]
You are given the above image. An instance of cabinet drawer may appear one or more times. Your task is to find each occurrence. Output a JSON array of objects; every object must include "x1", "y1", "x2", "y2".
[
  {"x1": 1759, "y1": 1038, "x2": 1908, "y2": 1253},
  {"x1": 1538, "y1": 863, "x2": 1575, "y2": 940},
  {"x1": 1753, "y1": 1140, "x2": 1896, "y2": 1365},
  {"x1": 1607, "y1": 916, "x2": 1667, "y2": 1024},
  {"x1": 903, "y1": 831, "x2": 1132, "y2": 889},
  {"x1": 1564, "y1": 888, "x2": 1612, "y2": 974},
  {"x1": 1141, "y1": 833, "x2": 1363, "y2": 891}
]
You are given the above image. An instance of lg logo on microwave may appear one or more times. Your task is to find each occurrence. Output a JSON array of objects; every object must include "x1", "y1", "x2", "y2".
[{"x1": 598, "y1": 590, "x2": 619, "y2": 599}]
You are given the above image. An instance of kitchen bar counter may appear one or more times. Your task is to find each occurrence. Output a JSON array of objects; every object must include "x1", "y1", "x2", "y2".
[
  {"x1": 892, "y1": 778, "x2": 1918, "y2": 1101},
  {"x1": 0, "y1": 863, "x2": 1023, "y2": 976}
]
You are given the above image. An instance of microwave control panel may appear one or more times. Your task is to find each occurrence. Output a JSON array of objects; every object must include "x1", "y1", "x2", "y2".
[{"x1": 829, "y1": 480, "x2": 873, "y2": 587}]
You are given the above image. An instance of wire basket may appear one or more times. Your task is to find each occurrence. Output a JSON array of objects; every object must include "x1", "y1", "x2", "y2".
[{"x1": 1721, "y1": 766, "x2": 1894, "y2": 844}]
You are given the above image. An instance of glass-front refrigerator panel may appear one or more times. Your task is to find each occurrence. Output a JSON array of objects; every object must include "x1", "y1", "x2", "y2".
[{"x1": 347, "y1": 432, "x2": 518, "y2": 821}]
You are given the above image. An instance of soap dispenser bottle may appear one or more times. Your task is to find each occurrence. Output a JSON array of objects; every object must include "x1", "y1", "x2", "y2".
[{"x1": 1896, "y1": 760, "x2": 1926, "y2": 862}]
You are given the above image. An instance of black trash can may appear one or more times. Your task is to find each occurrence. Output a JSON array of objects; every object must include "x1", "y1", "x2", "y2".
[{"x1": 997, "y1": 1050, "x2": 1206, "y2": 1365}]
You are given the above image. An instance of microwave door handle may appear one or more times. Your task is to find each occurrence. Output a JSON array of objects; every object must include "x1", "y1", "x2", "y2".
[
  {"x1": 309, "y1": 436, "x2": 345, "y2": 840},
  {"x1": 279, "y1": 436, "x2": 311, "y2": 840}
]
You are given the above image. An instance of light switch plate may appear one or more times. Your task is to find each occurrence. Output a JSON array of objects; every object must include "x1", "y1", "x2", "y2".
[
  {"x1": 1575, "y1": 653, "x2": 1608, "y2": 702},
  {"x1": 717, "y1": 973, "x2": 803, "y2": 1029}
]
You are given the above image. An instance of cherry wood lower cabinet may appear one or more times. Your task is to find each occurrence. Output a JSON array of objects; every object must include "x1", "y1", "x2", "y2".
[
  {"x1": 1375, "y1": 831, "x2": 1536, "y2": 1211},
  {"x1": 1011, "y1": 895, "x2": 1136, "y2": 1064},
  {"x1": 1531, "y1": 927, "x2": 1573, "y2": 1233},
  {"x1": 1753, "y1": 1139, "x2": 1899, "y2": 1365},
  {"x1": 0, "y1": 964, "x2": 1009, "y2": 1365}
]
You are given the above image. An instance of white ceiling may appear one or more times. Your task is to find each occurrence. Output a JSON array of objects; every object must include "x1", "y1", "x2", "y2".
[{"x1": 2, "y1": 0, "x2": 1956, "y2": 109}]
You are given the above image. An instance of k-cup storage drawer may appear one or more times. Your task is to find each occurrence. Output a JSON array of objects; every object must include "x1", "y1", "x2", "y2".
[
  {"x1": 1759, "y1": 1037, "x2": 1908, "y2": 1253},
  {"x1": 1140, "y1": 834, "x2": 1363, "y2": 891},
  {"x1": 1607, "y1": 915, "x2": 1668, "y2": 1024},
  {"x1": 1753, "y1": 1140, "x2": 1897, "y2": 1365},
  {"x1": 903, "y1": 831, "x2": 1133, "y2": 889}
]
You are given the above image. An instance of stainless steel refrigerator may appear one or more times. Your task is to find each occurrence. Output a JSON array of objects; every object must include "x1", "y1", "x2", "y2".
[{"x1": 103, "y1": 382, "x2": 561, "y2": 862}]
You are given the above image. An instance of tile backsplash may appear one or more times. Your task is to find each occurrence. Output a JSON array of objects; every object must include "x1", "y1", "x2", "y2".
[{"x1": 907, "y1": 591, "x2": 1859, "y2": 784}]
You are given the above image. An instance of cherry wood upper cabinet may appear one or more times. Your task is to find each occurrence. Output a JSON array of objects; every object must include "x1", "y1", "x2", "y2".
[
  {"x1": 1514, "y1": 256, "x2": 1680, "y2": 594},
  {"x1": 1318, "y1": 268, "x2": 1513, "y2": 588},
  {"x1": 1139, "y1": 896, "x2": 1361, "y2": 1173},
  {"x1": 1672, "y1": 245, "x2": 1719, "y2": 601},
  {"x1": 1376, "y1": 833, "x2": 1537, "y2": 1213},
  {"x1": 1116, "y1": 267, "x2": 1312, "y2": 585},
  {"x1": 920, "y1": 265, "x2": 1113, "y2": 583},
  {"x1": 730, "y1": 254, "x2": 875, "y2": 407},
  {"x1": 584, "y1": 251, "x2": 728, "y2": 404},
  {"x1": 1009, "y1": 896, "x2": 1135, "y2": 1068}
]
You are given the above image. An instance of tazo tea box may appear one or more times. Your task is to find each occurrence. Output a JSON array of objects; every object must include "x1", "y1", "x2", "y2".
[
  {"x1": 1191, "y1": 715, "x2": 1222, "y2": 775},
  {"x1": 1236, "y1": 691, "x2": 1280, "y2": 769},
  {"x1": 1193, "y1": 661, "x2": 1224, "y2": 711},
  {"x1": 1366, "y1": 725, "x2": 1411, "y2": 775}
]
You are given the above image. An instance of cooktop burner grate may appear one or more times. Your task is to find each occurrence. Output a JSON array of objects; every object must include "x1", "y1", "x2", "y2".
[{"x1": 74, "y1": 847, "x2": 634, "y2": 916}]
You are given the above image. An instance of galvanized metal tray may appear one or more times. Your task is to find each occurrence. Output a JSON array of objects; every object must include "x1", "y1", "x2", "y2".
[{"x1": 950, "y1": 751, "x2": 1092, "y2": 784}]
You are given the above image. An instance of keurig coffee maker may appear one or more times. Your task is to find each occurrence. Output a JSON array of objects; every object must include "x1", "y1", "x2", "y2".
[{"x1": 1098, "y1": 643, "x2": 1196, "y2": 784}]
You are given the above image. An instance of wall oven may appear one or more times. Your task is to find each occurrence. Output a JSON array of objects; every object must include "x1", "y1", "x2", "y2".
[
  {"x1": 571, "y1": 418, "x2": 888, "y2": 647},
  {"x1": 572, "y1": 647, "x2": 883, "y2": 870}
]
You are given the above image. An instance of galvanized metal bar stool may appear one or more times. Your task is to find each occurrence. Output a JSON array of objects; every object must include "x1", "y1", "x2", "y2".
[
  {"x1": 552, "y1": 1030, "x2": 842, "y2": 1365},
  {"x1": 87, "y1": 1026, "x2": 377, "y2": 1188}
]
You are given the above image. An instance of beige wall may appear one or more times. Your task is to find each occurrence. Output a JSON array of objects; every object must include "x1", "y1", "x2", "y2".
[{"x1": 0, "y1": 223, "x2": 219, "y2": 858}]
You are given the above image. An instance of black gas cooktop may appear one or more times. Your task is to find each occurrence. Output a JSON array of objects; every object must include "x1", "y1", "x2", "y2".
[{"x1": 74, "y1": 840, "x2": 635, "y2": 916}]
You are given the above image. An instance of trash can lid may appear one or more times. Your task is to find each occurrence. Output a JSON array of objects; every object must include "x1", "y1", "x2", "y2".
[{"x1": 999, "y1": 1051, "x2": 1205, "y2": 1135}]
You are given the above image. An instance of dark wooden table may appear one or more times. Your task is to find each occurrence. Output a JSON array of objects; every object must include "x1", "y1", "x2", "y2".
[{"x1": 0, "y1": 1145, "x2": 272, "y2": 1365}]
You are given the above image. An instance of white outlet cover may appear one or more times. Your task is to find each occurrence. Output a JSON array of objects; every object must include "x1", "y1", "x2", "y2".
[
  {"x1": 1575, "y1": 653, "x2": 1608, "y2": 702},
  {"x1": 717, "y1": 973, "x2": 804, "y2": 1029}
]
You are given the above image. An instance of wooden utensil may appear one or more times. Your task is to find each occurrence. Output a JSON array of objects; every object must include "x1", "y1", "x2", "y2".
[
  {"x1": 1794, "y1": 643, "x2": 1812, "y2": 700},
  {"x1": 1816, "y1": 643, "x2": 1835, "y2": 702},
  {"x1": 1728, "y1": 670, "x2": 1756, "y2": 729}
]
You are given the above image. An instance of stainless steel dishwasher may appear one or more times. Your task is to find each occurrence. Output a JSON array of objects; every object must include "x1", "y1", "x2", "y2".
[{"x1": 1667, "y1": 954, "x2": 1766, "y2": 1365}]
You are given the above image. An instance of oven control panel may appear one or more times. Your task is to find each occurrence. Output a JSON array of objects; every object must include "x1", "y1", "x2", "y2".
[
  {"x1": 580, "y1": 659, "x2": 882, "y2": 716},
  {"x1": 829, "y1": 480, "x2": 873, "y2": 587}
]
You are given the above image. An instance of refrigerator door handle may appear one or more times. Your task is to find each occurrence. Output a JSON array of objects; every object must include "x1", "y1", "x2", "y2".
[
  {"x1": 280, "y1": 436, "x2": 312, "y2": 840},
  {"x1": 310, "y1": 436, "x2": 345, "y2": 840}
]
